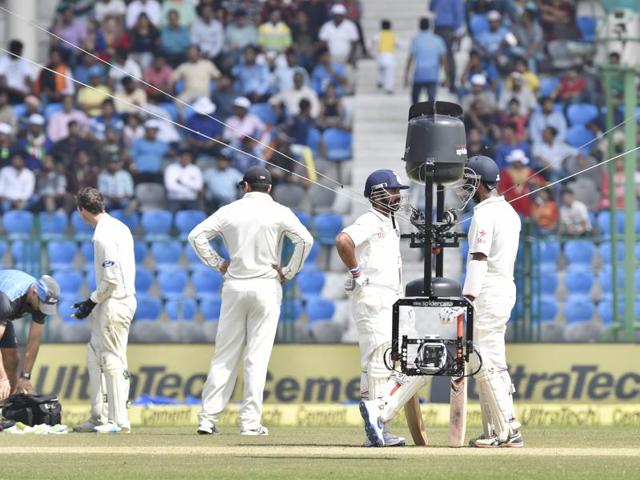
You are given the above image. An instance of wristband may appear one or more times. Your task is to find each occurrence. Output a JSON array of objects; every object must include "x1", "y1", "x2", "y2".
[{"x1": 19, "y1": 372, "x2": 31, "y2": 380}]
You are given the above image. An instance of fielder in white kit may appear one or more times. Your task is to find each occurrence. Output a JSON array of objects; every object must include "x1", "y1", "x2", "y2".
[
  {"x1": 73, "y1": 187, "x2": 137, "y2": 433},
  {"x1": 360, "y1": 155, "x2": 523, "y2": 448},
  {"x1": 336, "y1": 169, "x2": 427, "y2": 447},
  {"x1": 189, "y1": 166, "x2": 313, "y2": 436}
]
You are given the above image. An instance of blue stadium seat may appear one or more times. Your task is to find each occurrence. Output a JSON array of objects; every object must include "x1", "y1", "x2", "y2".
[
  {"x1": 563, "y1": 240, "x2": 595, "y2": 265},
  {"x1": 565, "y1": 125, "x2": 595, "y2": 151},
  {"x1": 295, "y1": 270, "x2": 326, "y2": 298},
  {"x1": 539, "y1": 270, "x2": 558, "y2": 295},
  {"x1": 201, "y1": 296, "x2": 222, "y2": 321},
  {"x1": 566, "y1": 103, "x2": 599, "y2": 126},
  {"x1": 323, "y1": 128, "x2": 352, "y2": 161},
  {"x1": 44, "y1": 102, "x2": 63, "y2": 120},
  {"x1": 564, "y1": 296, "x2": 595, "y2": 324},
  {"x1": 156, "y1": 268, "x2": 189, "y2": 298},
  {"x1": 85, "y1": 269, "x2": 96, "y2": 290},
  {"x1": 38, "y1": 211, "x2": 68, "y2": 239},
  {"x1": 110, "y1": 209, "x2": 140, "y2": 232},
  {"x1": 295, "y1": 210, "x2": 311, "y2": 229},
  {"x1": 598, "y1": 298, "x2": 623, "y2": 325},
  {"x1": 57, "y1": 298, "x2": 79, "y2": 323},
  {"x1": 151, "y1": 240, "x2": 182, "y2": 267},
  {"x1": 280, "y1": 299, "x2": 303, "y2": 323},
  {"x1": 165, "y1": 299, "x2": 198, "y2": 321},
  {"x1": 134, "y1": 241, "x2": 148, "y2": 264},
  {"x1": 313, "y1": 213, "x2": 343, "y2": 245},
  {"x1": 307, "y1": 127, "x2": 321, "y2": 153},
  {"x1": 539, "y1": 77, "x2": 560, "y2": 97},
  {"x1": 599, "y1": 241, "x2": 625, "y2": 264},
  {"x1": 184, "y1": 242, "x2": 201, "y2": 265},
  {"x1": 305, "y1": 297, "x2": 336, "y2": 323},
  {"x1": 13, "y1": 103, "x2": 28, "y2": 118},
  {"x1": 597, "y1": 210, "x2": 624, "y2": 238},
  {"x1": 80, "y1": 241, "x2": 94, "y2": 264},
  {"x1": 135, "y1": 267, "x2": 154, "y2": 293},
  {"x1": 47, "y1": 240, "x2": 77, "y2": 270},
  {"x1": 539, "y1": 296, "x2": 558, "y2": 322},
  {"x1": 135, "y1": 295, "x2": 162, "y2": 321},
  {"x1": 599, "y1": 266, "x2": 624, "y2": 294},
  {"x1": 469, "y1": 14, "x2": 489, "y2": 36},
  {"x1": 564, "y1": 266, "x2": 593, "y2": 295},
  {"x1": 538, "y1": 240, "x2": 561, "y2": 264},
  {"x1": 158, "y1": 102, "x2": 178, "y2": 121},
  {"x1": 71, "y1": 210, "x2": 94, "y2": 239},
  {"x1": 576, "y1": 16, "x2": 596, "y2": 42},
  {"x1": 2, "y1": 210, "x2": 34, "y2": 239},
  {"x1": 141, "y1": 210, "x2": 173, "y2": 239},
  {"x1": 304, "y1": 242, "x2": 320, "y2": 270},
  {"x1": 192, "y1": 269, "x2": 224, "y2": 298},
  {"x1": 174, "y1": 210, "x2": 206, "y2": 239},
  {"x1": 55, "y1": 269, "x2": 84, "y2": 296},
  {"x1": 250, "y1": 102, "x2": 277, "y2": 125}
]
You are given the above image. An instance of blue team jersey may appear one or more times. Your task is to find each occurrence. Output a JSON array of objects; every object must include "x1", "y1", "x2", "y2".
[{"x1": 0, "y1": 270, "x2": 44, "y2": 325}]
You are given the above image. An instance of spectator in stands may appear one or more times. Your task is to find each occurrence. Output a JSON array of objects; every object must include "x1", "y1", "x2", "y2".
[
  {"x1": 564, "y1": 152, "x2": 602, "y2": 194},
  {"x1": 53, "y1": 6, "x2": 88, "y2": 53},
  {"x1": 529, "y1": 96, "x2": 567, "y2": 145},
  {"x1": 372, "y1": 19, "x2": 397, "y2": 94},
  {"x1": 129, "y1": 119, "x2": 168, "y2": 183},
  {"x1": 172, "y1": 45, "x2": 220, "y2": 104},
  {"x1": 291, "y1": 10, "x2": 317, "y2": 72},
  {"x1": 77, "y1": 71, "x2": 112, "y2": 117},
  {"x1": 19, "y1": 95, "x2": 41, "y2": 133},
  {"x1": 223, "y1": 97, "x2": 266, "y2": 144},
  {"x1": 33, "y1": 154, "x2": 68, "y2": 212},
  {"x1": 467, "y1": 126, "x2": 495, "y2": 160},
  {"x1": 67, "y1": 148, "x2": 99, "y2": 195},
  {"x1": 232, "y1": 46, "x2": 273, "y2": 103},
  {"x1": 495, "y1": 123, "x2": 531, "y2": 169},
  {"x1": 266, "y1": 132, "x2": 307, "y2": 187},
  {"x1": 459, "y1": 49, "x2": 499, "y2": 94},
  {"x1": 319, "y1": 4, "x2": 358, "y2": 66},
  {"x1": 224, "y1": 8, "x2": 258, "y2": 60},
  {"x1": 122, "y1": 113, "x2": 144, "y2": 146},
  {"x1": 191, "y1": 4, "x2": 225, "y2": 63},
  {"x1": 114, "y1": 77, "x2": 147, "y2": 114},
  {"x1": 511, "y1": 57, "x2": 539, "y2": 94},
  {"x1": 34, "y1": 47, "x2": 75, "y2": 104},
  {"x1": 273, "y1": 48, "x2": 300, "y2": 93},
  {"x1": 0, "y1": 40, "x2": 34, "y2": 104},
  {"x1": 94, "y1": 0, "x2": 127, "y2": 23},
  {"x1": 143, "y1": 55, "x2": 174, "y2": 102},
  {"x1": 405, "y1": 17, "x2": 447, "y2": 104},
  {"x1": 511, "y1": 9, "x2": 544, "y2": 72},
  {"x1": 316, "y1": 83, "x2": 349, "y2": 131},
  {"x1": 126, "y1": 0, "x2": 161, "y2": 30},
  {"x1": 161, "y1": 9, "x2": 191, "y2": 67},
  {"x1": 498, "y1": 72, "x2": 537, "y2": 116},
  {"x1": 89, "y1": 99, "x2": 124, "y2": 141},
  {"x1": 130, "y1": 12, "x2": 160, "y2": 68},
  {"x1": 531, "y1": 189, "x2": 559, "y2": 235},
  {"x1": 430, "y1": 0, "x2": 464, "y2": 92},
  {"x1": 161, "y1": 0, "x2": 196, "y2": 28},
  {"x1": 52, "y1": 119, "x2": 95, "y2": 168},
  {"x1": 47, "y1": 94, "x2": 90, "y2": 143},
  {"x1": 18, "y1": 114, "x2": 51, "y2": 170},
  {"x1": 0, "y1": 123, "x2": 14, "y2": 168},
  {"x1": 270, "y1": 69, "x2": 320, "y2": 119},
  {"x1": 74, "y1": 52, "x2": 107, "y2": 85},
  {"x1": 99, "y1": 127, "x2": 125, "y2": 166},
  {"x1": 82, "y1": 19, "x2": 108, "y2": 58},
  {"x1": 164, "y1": 148, "x2": 203, "y2": 212},
  {"x1": 599, "y1": 158, "x2": 640, "y2": 211},
  {"x1": 553, "y1": 66, "x2": 586, "y2": 104},
  {"x1": 222, "y1": 135, "x2": 263, "y2": 172},
  {"x1": 462, "y1": 75, "x2": 497, "y2": 137},
  {"x1": 499, "y1": 99, "x2": 528, "y2": 142},
  {"x1": 311, "y1": 47, "x2": 348, "y2": 97},
  {"x1": 258, "y1": 8, "x2": 292, "y2": 54},
  {"x1": 474, "y1": 10, "x2": 510, "y2": 62},
  {"x1": 0, "y1": 91, "x2": 17, "y2": 132},
  {"x1": 0, "y1": 152, "x2": 35, "y2": 212},
  {"x1": 298, "y1": 0, "x2": 328, "y2": 35},
  {"x1": 141, "y1": 97, "x2": 181, "y2": 144},
  {"x1": 212, "y1": 73, "x2": 236, "y2": 122},
  {"x1": 559, "y1": 188, "x2": 591, "y2": 236},
  {"x1": 532, "y1": 126, "x2": 576, "y2": 181},
  {"x1": 108, "y1": 50, "x2": 143, "y2": 91},
  {"x1": 185, "y1": 97, "x2": 223, "y2": 156},
  {"x1": 286, "y1": 98, "x2": 316, "y2": 146},
  {"x1": 498, "y1": 149, "x2": 545, "y2": 218},
  {"x1": 204, "y1": 154, "x2": 242, "y2": 211},
  {"x1": 98, "y1": 157, "x2": 135, "y2": 211}
]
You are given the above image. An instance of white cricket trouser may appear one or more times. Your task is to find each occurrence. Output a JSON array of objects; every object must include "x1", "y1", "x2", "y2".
[
  {"x1": 376, "y1": 53, "x2": 395, "y2": 92},
  {"x1": 87, "y1": 296, "x2": 136, "y2": 427},
  {"x1": 199, "y1": 278, "x2": 282, "y2": 430}
]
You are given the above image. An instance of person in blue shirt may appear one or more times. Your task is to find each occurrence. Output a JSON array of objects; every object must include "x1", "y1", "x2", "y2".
[
  {"x1": 89, "y1": 99, "x2": 124, "y2": 142},
  {"x1": 405, "y1": 17, "x2": 448, "y2": 104},
  {"x1": 161, "y1": 9, "x2": 191, "y2": 67},
  {"x1": 204, "y1": 154, "x2": 243, "y2": 212},
  {"x1": 185, "y1": 97, "x2": 223, "y2": 157},
  {"x1": 129, "y1": 119, "x2": 169, "y2": 183},
  {"x1": 430, "y1": 0, "x2": 465, "y2": 92},
  {"x1": 232, "y1": 46, "x2": 273, "y2": 103},
  {"x1": 311, "y1": 47, "x2": 348, "y2": 97},
  {"x1": 475, "y1": 11, "x2": 510, "y2": 61},
  {"x1": 0, "y1": 270, "x2": 60, "y2": 400}
]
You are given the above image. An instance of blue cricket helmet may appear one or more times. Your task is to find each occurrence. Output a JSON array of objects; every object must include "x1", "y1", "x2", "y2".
[
  {"x1": 465, "y1": 155, "x2": 500, "y2": 189},
  {"x1": 364, "y1": 169, "x2": 410, "y2": 198}
]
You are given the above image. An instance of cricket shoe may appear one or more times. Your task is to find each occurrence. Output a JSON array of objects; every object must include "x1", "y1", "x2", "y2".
[
  {"x1": 95, "y1": 422, "x2": 130, "y2": 434},
  {"x1": 364, "y1": 430, "x2": 406, "y2": 447},
  {"x1": 73, "y1": 418, "x2": 104, "y2": 433},
  {"x1": 359, "y1": 400, "x2": 384, "y2": 447},
  {"x1": 197, "y1": 420, "x2": 221, "y2": 435},
  {"x1": 240, "y1": 425, "x2": 269, "y2": 436},
  {"x1": 472, "y1": 430, "x2": 524, "y2": 448}
]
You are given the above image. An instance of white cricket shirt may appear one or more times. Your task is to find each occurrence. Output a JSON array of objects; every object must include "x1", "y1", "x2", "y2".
[
  {"x1": 188, "y1": 191, "x2": 313, "y2": 280},
  {"x1": 342, "y1": 209, "x2": 402, "y2": 293},
  {"x1": 90, "y1": 213, "x2": 136, "y2": 303},
  {"x1": 467, "y1": 196, "x2": 521, "y2": 285}
]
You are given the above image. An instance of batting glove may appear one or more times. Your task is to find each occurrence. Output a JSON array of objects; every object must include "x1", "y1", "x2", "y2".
[
  {"x1": 439, "y1": 306, "x2": 465, "y2": 324},
  {"x1": 344, "y1": 266, "x2": 369, "y2": 294},
  {"x1": 72, "y1": 298, "x2": 97, "y2": 319}
]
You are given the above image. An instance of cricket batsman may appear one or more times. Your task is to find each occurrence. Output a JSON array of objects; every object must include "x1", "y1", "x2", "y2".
[
  {"x1": 360, "y1": 155, "x2": 523, "y2": 448},
  {"x1": 336, "y1": 169, "x2": 426, "y2": 447},
  {"x1": 72, "y1": 187, "x2": 137, "y2": 433}
]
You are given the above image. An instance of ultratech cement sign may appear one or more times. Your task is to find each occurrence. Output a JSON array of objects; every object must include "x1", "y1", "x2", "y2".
[{"x1": 31, "y1": 344, "x2": 640, "y2": 404}]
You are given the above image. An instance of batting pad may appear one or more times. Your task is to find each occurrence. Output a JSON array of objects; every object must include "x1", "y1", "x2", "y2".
[
  {"x1": 87, "y1": 343, "x2": 107, "y2": 424},
  {"x1": 379, "y1": 375, "x2": 428, "y2": 423},
  {"x1": 366, "y1": 343, "x2": 392, "y2": 400},
  {"x1": 476, "y1": 358, "x2": 518, "y2": 442},
  {"x1": 102, "y1": 352, "x2": 130, "y2": 428}
]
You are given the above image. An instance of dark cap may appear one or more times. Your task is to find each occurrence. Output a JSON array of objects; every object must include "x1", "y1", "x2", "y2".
[{"x1": 239, "y1": 166, "x2": 272, "y2": 187}]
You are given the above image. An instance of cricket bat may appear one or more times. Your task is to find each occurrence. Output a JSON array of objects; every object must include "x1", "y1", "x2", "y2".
[
  {"x1": 404, "y1": 393, "x2": 428, "y2": 446},
  {"x1": 448, "y1": 312, "x2": 468, "y2": 447}
]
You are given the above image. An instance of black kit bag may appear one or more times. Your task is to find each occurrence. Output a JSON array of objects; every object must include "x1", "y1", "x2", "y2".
[{"x1": 2, "y1": 394, "x2": 62, "y2": 426}]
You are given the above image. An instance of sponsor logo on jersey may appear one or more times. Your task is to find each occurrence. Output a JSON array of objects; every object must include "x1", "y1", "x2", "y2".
[{"x1": 102, "y1": 260, "x2": 115, "y2": 267}]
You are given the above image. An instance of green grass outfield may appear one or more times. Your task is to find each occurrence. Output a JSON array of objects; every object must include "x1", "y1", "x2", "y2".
[{"x1": 0, "y1": 426, "x2": 639, "y2": 480}]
